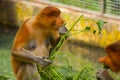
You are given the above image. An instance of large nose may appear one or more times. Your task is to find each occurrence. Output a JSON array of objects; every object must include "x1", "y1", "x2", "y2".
[
  {"x1": 99, "y1": 56, "x2": 110, "y2": 69},
  {"x1": 99, "y1": 56, "x2": 106, "y2": 63}
]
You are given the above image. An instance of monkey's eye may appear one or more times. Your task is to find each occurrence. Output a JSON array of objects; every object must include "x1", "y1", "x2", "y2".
[
  {"x1": 41, "y1": 13, "x2": 45, "y2": 16},
  {"x1": 48, "y1": 11, "x2": 60, "y2": 17}
]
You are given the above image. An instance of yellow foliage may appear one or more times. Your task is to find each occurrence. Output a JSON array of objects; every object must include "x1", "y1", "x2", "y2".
[
  {"x1": 13, "y1": 3, "x2": 120, "y2": 47},
  {"x1": 15, "y1": 3, "x2": 33, "y2": 26},
  {"x1": 62, "y1": 13, "x2": 120, "y2": 47}
]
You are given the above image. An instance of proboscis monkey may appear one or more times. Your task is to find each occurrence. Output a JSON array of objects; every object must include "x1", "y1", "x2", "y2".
[
  {"x1": 11, "y1": 6, "x2": 67, "y2": 80},
  {"x1": 99, "y1": 40, "x2": 120, "y2": 72},
  {"x1": 96, "y1": 40, "x2": 120, "y2": 80}
]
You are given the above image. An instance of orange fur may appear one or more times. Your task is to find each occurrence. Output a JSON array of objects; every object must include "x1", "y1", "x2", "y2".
[
  {"x1": 99, "y1": 40, "x2": 120, "y2": 73},
  {"x1": 11, "y1": 6, "x2": 64, "y2": 80}
]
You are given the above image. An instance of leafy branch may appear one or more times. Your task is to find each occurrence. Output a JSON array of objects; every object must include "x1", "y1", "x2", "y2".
[
  {"x1": 39, "y1": 15, "x2": 106, "y2": 80},
  {"x1": 49, "y1": 15, "x2": 84, "y2": 60}
]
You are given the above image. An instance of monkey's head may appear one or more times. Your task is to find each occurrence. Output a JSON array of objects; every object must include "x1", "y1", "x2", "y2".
[
  {"x1": 38, "y1": 6, "x2": 65, "y2": 30},
  {"x1": 99, "y1": 40, "x2": 120, "y2": 73}
]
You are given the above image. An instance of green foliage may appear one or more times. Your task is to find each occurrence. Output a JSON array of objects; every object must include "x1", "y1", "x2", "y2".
[
  {"x1": 39, "y1": 50, "x2": 97, "y2": 80},
  {"x1": 39, "y1": 15, "x2": 105, "y2": 80},
  {"x1": 96, "y1": 20, "x2": 106, "y2": 34},
  {"x1": 0, "y1": 55, "x2": 15, "y2": 80},
  {"x1": 0, "y1": 75, "x2": 9, "y2": 80},
  {"x1": 39, "y1": 63, "x2": 94, "y2": 80},
  {"x1": 0, "y1": 73, "x2": 14, "y2": 80},
  {"x1": 84, "y1": 26, "x2": 91, "y2": 31}
]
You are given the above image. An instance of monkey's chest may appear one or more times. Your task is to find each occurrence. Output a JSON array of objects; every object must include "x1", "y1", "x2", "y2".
[
  {"x1": 25, "y1": 39, "x2": 50, "y2": 57},
  {"x1": 32, "y1": 44, "x2": 49, "y2": 57}
]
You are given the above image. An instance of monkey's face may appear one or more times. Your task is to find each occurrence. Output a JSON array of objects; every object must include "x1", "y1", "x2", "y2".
[
  {"x1": 39, "y1": 6, "x2": 65, "y2": 30},
  {"x1": 99, "y1": 52, "x2": 120, "y2": 73}
]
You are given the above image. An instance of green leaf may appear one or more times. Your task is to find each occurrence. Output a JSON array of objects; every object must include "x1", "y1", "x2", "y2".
[
  {"x1": 84, "y1": 26, "x2": 91, "y2": 31},
  {"x1": 93, "y1": 30, "x2": 96, "y2": 34},
  {"x1": 96, "y1": 20, "x2": 106, "y2": 34}
]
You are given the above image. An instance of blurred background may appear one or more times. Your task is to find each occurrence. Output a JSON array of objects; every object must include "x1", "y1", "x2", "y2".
[{"x1": 0, "y1": 0, "x2": 120, "y2": 80}]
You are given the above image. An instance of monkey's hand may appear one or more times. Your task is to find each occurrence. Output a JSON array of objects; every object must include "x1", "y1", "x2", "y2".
[
  {"x1": 96, "y1": 69, "x2": 114, "y2": 80},
  {"x1": 36, "y1": 57, "x2": 52, "y2": 66}
]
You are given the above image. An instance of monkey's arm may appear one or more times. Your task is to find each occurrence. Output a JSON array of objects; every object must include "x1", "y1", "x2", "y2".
[
  {"x1": 50, "y1": 25, "x2": 68, "y2": 46},
  {"x1": 12, "y1": 29, "x2": 51, "y2": 66},
  {"x1": 12, "y1": 48, "x2": 52, "y2": 66},
  {"x1": 49, "y1": 26, "x2": 68, "y2": 55},
  {"x1": 11, "y1": 20, "x2": 52, "y2": 66}
]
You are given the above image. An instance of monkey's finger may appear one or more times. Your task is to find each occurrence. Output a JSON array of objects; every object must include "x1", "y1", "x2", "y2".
[{"x1": 38, "y1": 58, "x2": 52, "y2": 66}]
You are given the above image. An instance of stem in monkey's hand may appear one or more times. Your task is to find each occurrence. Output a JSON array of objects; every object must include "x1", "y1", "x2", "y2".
[
  {"x1": 49, "y1": 15, "x2": 83, "y2": 60},
  {"x1": 46, "y1": 15, "x2": 83, "y2": 80},
  {"x1": 49, "y1": 65, "x2": 63, "y2": 80}
]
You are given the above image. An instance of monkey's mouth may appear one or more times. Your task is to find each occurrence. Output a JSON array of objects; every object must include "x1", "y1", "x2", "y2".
[
  {"x1": 58, "y1": 25, "x2": 68, "y2": 35},
  {"x1": 103, "y1": 64, "x2": 110, "y2": 69}
]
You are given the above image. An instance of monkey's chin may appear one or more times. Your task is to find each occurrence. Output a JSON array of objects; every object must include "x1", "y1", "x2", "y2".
[
  {"x1": 103, "y1": 64, "x2": 118, "y2": 73},
  {"x1": 111, "y1": 69, "x2": 120, "y2": 73}
]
